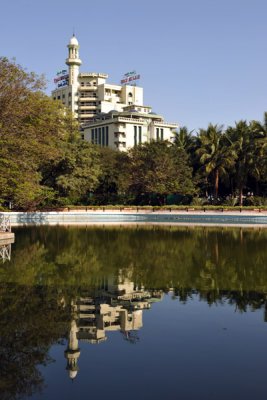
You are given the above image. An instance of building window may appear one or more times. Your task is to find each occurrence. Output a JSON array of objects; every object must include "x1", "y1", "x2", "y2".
[
  {"x1": 62, "y1": 94, "x2": 65, "y2": 99},
  {"x1": 102, "y1": 127, "x2": 105, "y2": 147},
  {"x1": 98, "y1": 128, "x2": 101, "y2": 145},
  {"x1": 156, "y1": 128, "x2": 159, "y2": 141},
  {"x1": 94, "y1": 129, "x2": 98, "y2": 144},
  {"x1": 69, "y1": 93, "x2": 72, "y2": 97},
  {"x1": 160, "y1": 128, "x2": 164, "y2": 140},
  {"x1": 91, "y1": 129, "x2": 95, "y2": 144},
  {"x1": 134, "y1": 126, "x2": 137, "y2": 146},
  {"x1": 57, "y1": 96, "x2": 60, "y2": 100},
  {"x1": 106, "y1": 126, "x2": 109, "y2": 146},
  {"x1": 138, "y1": 126, "x2": 142, "y2": 144}
]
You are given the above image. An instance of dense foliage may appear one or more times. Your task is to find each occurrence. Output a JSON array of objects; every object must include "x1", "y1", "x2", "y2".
[{"x1": 0, "y1": 58, "x2": 267, "y2": 209}]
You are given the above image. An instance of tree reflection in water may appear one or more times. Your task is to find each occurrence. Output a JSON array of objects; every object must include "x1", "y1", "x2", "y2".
[
  {"x1": 0, "y1": 284, "x2": 70, "y2": 400},
  {"x1": 0, "y1": 225, "x2": 267, "y2": 398}
]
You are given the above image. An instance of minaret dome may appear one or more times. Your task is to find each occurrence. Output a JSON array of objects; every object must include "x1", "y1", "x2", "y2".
[{"x1": 69, "y1": 35, "x2": 79, "y2": 46}]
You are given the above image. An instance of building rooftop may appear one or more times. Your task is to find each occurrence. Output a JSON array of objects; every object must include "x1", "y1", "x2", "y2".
[{"x1": 79, "y1": 72, "x2": 108, "y2": 79}]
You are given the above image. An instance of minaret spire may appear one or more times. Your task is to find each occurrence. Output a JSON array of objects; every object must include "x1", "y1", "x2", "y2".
[
  {"x1": 64, "y1": 320, "x2": 81, "y2": 380},
  {"x1": 66, "y1": 34, "x2": 82, "y2": 85}
]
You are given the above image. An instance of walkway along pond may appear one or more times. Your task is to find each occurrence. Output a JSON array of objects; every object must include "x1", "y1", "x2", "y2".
[{"x1": 2, "y1": 210, "x2": 267, "y2": 226}]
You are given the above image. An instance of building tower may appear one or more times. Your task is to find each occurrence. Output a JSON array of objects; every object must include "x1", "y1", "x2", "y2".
[
  {"x1": 64, "y1": 35, "x2": 82, "y2": 116},
  {"x1": 52, "y1": 36, "x2": 178, "y2": 147},
  {"x1": 64, "y1": 320, "x2": 81, "y2": 380},
  {"x1": 66, "y1": 34, "x2": 82, "y2": 86}
]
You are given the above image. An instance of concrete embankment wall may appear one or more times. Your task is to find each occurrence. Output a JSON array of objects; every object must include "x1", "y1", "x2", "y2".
[{"x1": 2, "y1": 211, "x2": 267, "y2": 226}]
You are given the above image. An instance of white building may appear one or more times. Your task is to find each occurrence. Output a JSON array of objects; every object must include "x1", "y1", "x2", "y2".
[
  {"x1": 52, "y1": 35, "x2": 178, "y2": 150},
  {"x1": 83, "y1": 107, "x2": 178, "y2": 151}
]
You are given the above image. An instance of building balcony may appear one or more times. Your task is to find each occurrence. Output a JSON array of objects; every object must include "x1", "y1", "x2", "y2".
[
  {"x1": 153, "y1": 121, "x2": 179, "y2": 128},
  {"x1": 79, "y1": 114, "x2": 95, "y2": 118},
  {"x1": 80, "y1": 105, "x2": 97, "y2": 110},
  {"x1": 79, "y1": 97, "x2": 97, "y2": 102},
  {"x1": 79, "y1": 86, "x2": 97, "y2": 91},
  {"x1": 79, "y1": 72, "x2": 108, "y2": 79}
]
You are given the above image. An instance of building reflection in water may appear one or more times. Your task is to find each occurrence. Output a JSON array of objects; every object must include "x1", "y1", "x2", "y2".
[{"x1": 65, "y1": 272, "x2": 163, "y2": 379}]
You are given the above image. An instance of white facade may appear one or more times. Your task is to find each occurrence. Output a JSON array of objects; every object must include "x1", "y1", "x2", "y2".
[
  {"x1": 52, "y1": 35, "x2": 178, "y2": 150},
  {"x1": 83, "y1": 107, "x2": 178, "y2": 151}
]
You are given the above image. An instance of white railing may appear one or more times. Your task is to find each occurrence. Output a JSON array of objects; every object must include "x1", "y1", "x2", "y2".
[{"x1": 0, "y1": 214, "x2": 11, "y2": 232}]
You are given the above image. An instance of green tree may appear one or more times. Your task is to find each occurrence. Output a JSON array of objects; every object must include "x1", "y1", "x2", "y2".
[
  {"x1": 196, "y1": 124, "x2": 236, "y2": 200},
  {"x1": 174, "y1": 126, "x2": 195, "y2": 154},
  {"x1": 42, "y1": 136, "x2": 101, "y2": 205},
  {"x1": 226, "y1": 119, "x2": 267, "y2": 205},
  {"x1": 92, "y1": 147, "x2": 130, "y2": 204},
  {"x1": 128, "y1": 141, "x2": 195, "y2": 204},
  {"x1": 248, "y1": 114, "x2": 267, "y2": 197},
  {"x1": 0, "y1": 57, "x2": 78, "y2": 209}
]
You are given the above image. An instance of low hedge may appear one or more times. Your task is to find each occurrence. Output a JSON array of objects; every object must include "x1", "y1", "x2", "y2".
[
  {"x1": 2, "y1": 205, "x2": 267, "y2": 212},
  {"x1": 39, "y1": 205, "x2": 267, "y2": 212}
]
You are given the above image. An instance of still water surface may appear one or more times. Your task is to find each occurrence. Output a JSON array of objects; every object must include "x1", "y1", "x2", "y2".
[{"x1": 1, "y1": 225, "x2": 267, "y2": 400}]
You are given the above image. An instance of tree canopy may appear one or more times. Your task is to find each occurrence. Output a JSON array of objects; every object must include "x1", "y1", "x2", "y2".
[
  {"x1": 0, "y1": 57, "x2": 101, "y2": 209},
  {"x1": 0, "y1": 57, "x2": 267, "y2": 209}
]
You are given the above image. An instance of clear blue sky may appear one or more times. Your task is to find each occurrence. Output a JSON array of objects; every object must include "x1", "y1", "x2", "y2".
[{"x1": 1, "y1": 0, "x2": 267, "y2": 131}]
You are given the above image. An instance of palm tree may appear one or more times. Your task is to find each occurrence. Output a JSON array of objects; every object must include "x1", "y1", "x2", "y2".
[
  {"x1": 174, "y1": 126, "x2": 195, "y2": 152},
  {"x1": 226, "y1": 119, "x2": 267, "y2": 205},
  {"x1": 249, "y1": 114, "x2": 267, "y2": 195},
  {"x1": 196, "y1": 124, "x2": 236, "y2": 200},
  {"x1": 174, "y1": 126, "x2": 198, "y2": 167}
]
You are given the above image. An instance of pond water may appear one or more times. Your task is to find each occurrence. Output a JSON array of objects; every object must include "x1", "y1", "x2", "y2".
[{"x1": 1, "y1": 225, "x2": 267, "y2": 400}]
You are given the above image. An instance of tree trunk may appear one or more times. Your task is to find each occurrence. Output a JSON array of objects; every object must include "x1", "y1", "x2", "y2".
[
  {"x1": 214, "y1": 169, "x2": 219, "y2": 199},
  {"x1": 230, "y1": 178, "x2": 234, "y2": 197},
  {"x1": 239, "y1": 185, "x2": 243, "y2": 206},
  {"x1": 255, "y1": 180, "x2": 259, "y2": 196}
]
